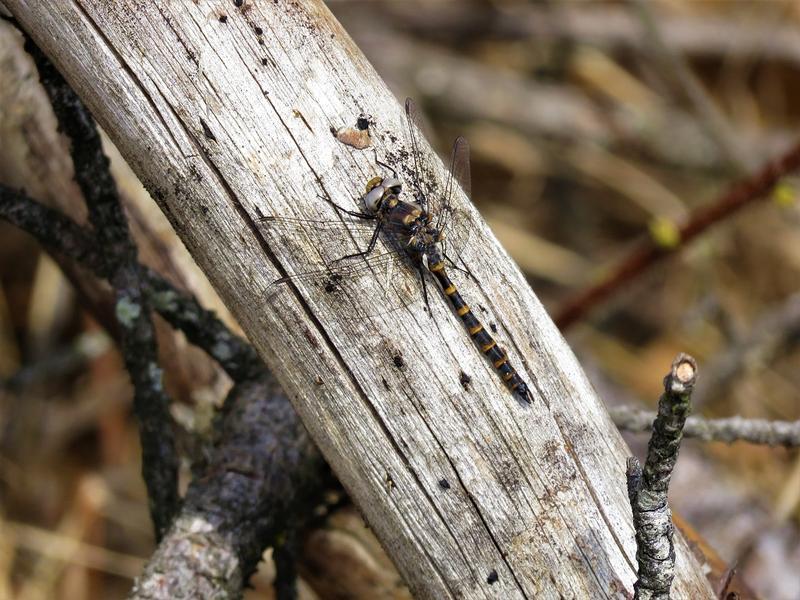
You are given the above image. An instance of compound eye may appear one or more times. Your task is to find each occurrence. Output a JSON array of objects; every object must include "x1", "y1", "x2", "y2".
[
  {"x1": 363, "y1": 186, "x2": 384, "y2": 212},
  {"x1": 365, "y1": 176, "x2": 383, "y2": 193},
  {"x1": 383, "y1": 177, "x2": 403, "y2": 194}
]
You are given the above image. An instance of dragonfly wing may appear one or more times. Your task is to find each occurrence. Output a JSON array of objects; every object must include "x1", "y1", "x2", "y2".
[
  {"x1": 432, "y1": 136, "x2": 477, "y2": 263},
  {"x1": 404, "y1": 98, "x2": 435, "y2": 211},
  {"x1": 449, "y1": 136, "x2": 472, "y2": 201},
  {"x1": 259, "y1": 215, "x2": 380, "y2": 265},
  {"x1": 259, "y1": 216, "x2": 423, "y2": 320},
  {"x1": 400, "y1": 101, "x2": 477, "y2": 263}
]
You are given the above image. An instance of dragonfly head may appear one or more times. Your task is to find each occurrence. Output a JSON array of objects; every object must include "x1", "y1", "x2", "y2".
[{"x1": 363, "y1": 177, "x2": 403, "y2": 213}]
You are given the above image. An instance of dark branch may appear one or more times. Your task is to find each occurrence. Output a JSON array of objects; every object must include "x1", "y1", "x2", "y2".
[
  {"x1": 0, "y1": 185, "x2": 105, "y2": 273},
  {"x1": 7, "y1": 26, "x2": 181, "y2": 534},
  {"x1": 20, "y1": 32, "x2": 131, "y2": 263},
  {"x1": 143, "y1": 269, "x2": 264, "y2": 381}
]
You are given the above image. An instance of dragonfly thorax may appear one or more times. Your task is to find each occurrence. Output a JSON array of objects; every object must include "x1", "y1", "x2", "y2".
[
  {"x1": 402, "y1": 209, "x2": 442, "y2": 256},
  {"x1": 407, "y1": 227, "x2": 442, "y2": 255}
]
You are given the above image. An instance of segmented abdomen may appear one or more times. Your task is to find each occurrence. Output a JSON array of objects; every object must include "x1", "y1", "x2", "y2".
[{"x1": 428, "y1": 261, "x2": 531, "y2": 402}]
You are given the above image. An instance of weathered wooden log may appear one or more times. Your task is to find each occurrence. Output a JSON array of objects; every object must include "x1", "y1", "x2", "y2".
[{"x1": 2, "y1": 1, "x2": 715, "y2": 597}]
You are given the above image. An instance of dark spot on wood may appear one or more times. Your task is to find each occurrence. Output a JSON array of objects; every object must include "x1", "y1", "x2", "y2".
[
  {"x1": 303, "y1": 328, "x2": 320, "y2": 349},
  {"x1": 254, "y1": 26, "x2": 263, "y2": 35},
  {"x1": 496, "y1": 458, "x2": 521, "y2": 493},
  {"x1": 324, "y1": 273, "x2": 342, "y2": 293},
  {"x1": 315, "y1": 376, "x2": 323, "y2": 386},
  {"x1": 438, "y1": 479, "x2": 450, "y2": 490},
  {"x1": 258, "y1": 38, "x2": 265, "y2": 45},
  {"x1": 218, "y1": 14, "x2": 228, "y2": 23},
  {"x1": 489, "y1": 322, "x2": 497, "y2": 333},
  {"x1": 189, "y1": 164, "x2": 203, "y2": 183},
  {"x1": 487, "y1": 570, "x2": 499, "y2": 585},
  {"x1": 384, "y1": 472, "x2": 395, "y2": 491},
  {"x1": 459, "y1": 371, "x2": 471, "y2": 390},
  {"x1": 199, "y1": 118, "x2": 217, "y2": 141},
  {"x1": 233, "y1": 0, "x2": 243, "y2": 7},
  {"x1": 261, "y1": 58, "x2": 269, "y2": 66},
  {"x1": 542, "y1": 439, "x2": 560, "y2": 464},
  {"x1": 356, "y1": 116, "x2": 370, "y2": 130},
  {"x1": 381, "y1": 378, "x2": 390, "y2": 390},
  {"x1": 200, "y1": 205, "x2": 209, "y2": 216},
  {"x1": 392, "y1": 354, "x2": 404, "y2": 369}
]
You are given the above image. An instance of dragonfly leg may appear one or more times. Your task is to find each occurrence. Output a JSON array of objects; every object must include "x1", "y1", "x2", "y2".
[
  {"x1": 412, "y1": 183, "x2": 429, "y2": 212},
  {"x1": 333, "y1": 222, "x2": 383, "y2": 262},
  {"x1": 374, "y1": 151, "x2": 399, "y2": 179},
  {"x1": 418, "y1": 264, "x2": 432, "y2": 316},
  {"x1": 317, "y1": 194, "x2": 376, "y2": 220},
  {"x1": 443, "y1": 252, "x2": 477, "y2": 282}
]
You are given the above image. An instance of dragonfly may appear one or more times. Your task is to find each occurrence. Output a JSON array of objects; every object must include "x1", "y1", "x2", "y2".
[{"x1": 259, "y1": 98, "x2": 533, "y2": 403}]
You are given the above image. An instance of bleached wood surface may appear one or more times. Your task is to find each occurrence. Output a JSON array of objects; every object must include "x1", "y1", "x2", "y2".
[{"x1": 3, "y1": 1, "x2": 715, "y2": 598}]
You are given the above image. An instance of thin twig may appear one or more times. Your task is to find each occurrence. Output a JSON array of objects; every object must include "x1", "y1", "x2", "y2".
[
  {"x1": 628, "y1": 353, "x2": 697, "y2": 600},
  {"x1": 0, "y1": 185, "x2": 104, "y2": 271},
  {"x1": 612, "y1": 405, "x2": 800, "y2": 447},
  {"x1": 555, "y1": 140, "x2": 800, "y2": 330}
]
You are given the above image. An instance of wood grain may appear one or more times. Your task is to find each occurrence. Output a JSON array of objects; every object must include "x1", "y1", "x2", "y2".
[{"x1": 2, "y1": 1, "x2": 715, "y2": 597}]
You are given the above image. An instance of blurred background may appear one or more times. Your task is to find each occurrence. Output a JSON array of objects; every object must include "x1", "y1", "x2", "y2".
[{"x1": 2, "y1": 0, "x2": 800, "y2": 598}]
